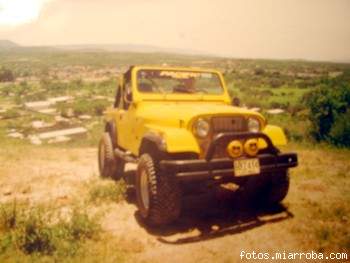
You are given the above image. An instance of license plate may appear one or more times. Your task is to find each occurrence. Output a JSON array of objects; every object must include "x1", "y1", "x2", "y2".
[{"x1": 234, "y1": 158, "x2": 260, "y2": 177}]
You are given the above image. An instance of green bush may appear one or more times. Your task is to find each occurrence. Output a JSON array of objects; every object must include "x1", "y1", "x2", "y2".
[
  {"x1": 71, "y1": 99, "x2": 109, "y2": 116},
  {"x1": 0, "y1": 203, "x2": 100, "y2": 256},
  {"x1": 304, "y1": 78, "x2": 350, "y2": 146},
  {"x1": 3, "y1": 109, "x2": 20, "y2": 119},
  {"x1": 266, "y1": 113, "x2": 311, "y2": 142},
  {"x1": 269, "y1": 101, "x2": 289, "y2": 109},
  {"x1": 0, "y1": 67, "x2": 15, "y2": 82},
  {"x1": 18, "y1": 211, "x2": 56, "y2": 254},
  {"x1": 329, "y1": 110, "x2": 350, "y2": 147},
  {"x1": 89, "y1": 180, "x2": 126, "y2": 204},
  {"x1": 0, "y1": 202, "x2": 18, "y2": 232},
  {"x1": 92, "y1": 99, "x2": 109, "y2": 116},
  {"x1": 73, "y1": 100, "x2": 91, "y2": 116}
]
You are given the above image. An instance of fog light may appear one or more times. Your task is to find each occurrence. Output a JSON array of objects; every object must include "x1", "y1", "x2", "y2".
[
  {"x1": 244, "y1": 138, "x2": 259, "y2": 156},
  {"x1": 227, "y1": 140, "x2": 243, "y2": 158}
]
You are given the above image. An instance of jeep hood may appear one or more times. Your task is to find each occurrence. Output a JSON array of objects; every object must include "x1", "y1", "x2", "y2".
[{"x1": 137, "y1": 102, "x2": 264, "y2": 126}]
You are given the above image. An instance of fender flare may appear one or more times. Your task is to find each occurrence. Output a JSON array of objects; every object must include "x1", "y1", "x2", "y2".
[
  {"x1": 139, "y1": 127, "x2": 201, "y2": 156},
  {"x1": 139, "y1": 132, "x2": 166, "y2": 155},
  {"x1": 260, "y1": 124, "x2": 287, "y2": 147}
]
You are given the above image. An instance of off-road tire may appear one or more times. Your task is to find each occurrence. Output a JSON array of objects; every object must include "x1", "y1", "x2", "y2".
[
  {"x1": 241, "y1": 171, "x2": 290, "y2": 206},
  {"x1": 136, "y1": 153, "x2": 181, "y2": 225},
  {"x1": 98, "y1": 133, "x2": 124, "y2": 179},
  {"x1": 265, "y1": 172, "x2": 290, "y2": 205}
]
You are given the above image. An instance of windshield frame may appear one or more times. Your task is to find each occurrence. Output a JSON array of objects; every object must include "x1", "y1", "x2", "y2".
[
  {"x1": 136, "y1": 69, "x2": 224, "y2": 96},
  {"x1": 131, "y1": 66, "x2": 231, "y2": 103}
]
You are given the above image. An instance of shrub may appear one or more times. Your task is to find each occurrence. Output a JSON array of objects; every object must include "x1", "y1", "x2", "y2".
[
  {"x1": 92, "y1": 99, "x2": 109, "y2": 116},
  {"x1": 269, "y1": 77, "x2": 283, "y2": 88},
  {"x1": 304, "y1": 78, "x2": 350, "y2": 146},
  {"x1": 0, "y1": 67, "x2": 15, "y2": 82},
  {"x1": 0, "y1": 202, "x2": 18, "y2": 232},
  {"x1": 0, "y1": 203, "x2": 100, "y2": 256},
  {"x1": 266, "y1": 114, "x2": 311, "y2": 142},
  {"x1": 3, "y1": 109, "x2": 20, "y2": 119},
  {"x1": 259, "y1": 89, "x2": 273, "y2": 98},
  {"x1": 73, "y1": 100, "x2": 91, "y2": 116},
  {"x1": 269, "y1": 101, "x2": 289, "y2": 109},
  {"x1": 68, "y1": 209, "x2": 100, "y2": 240},
  {"x1": 254, "y1": 68, "x2": 265, "y2": 75},
  {"x1": 72, "y1": 99, "x2": 109, "y2": 116},
  {"x1": 287, "y1": 103, "x2": 305, "y2": 116},
  {"x1": 18, "y1": 211, "x2": 56, "y2": 254},
  {"x1": 328, "y1": 110, "x2": 350, "y2": 147},
  {"x1": 25, "y1": 92, "x2": 48, "y2": 102},
  {"x1": 89, "y1": 180, "x2": 126, "y2": 204}
]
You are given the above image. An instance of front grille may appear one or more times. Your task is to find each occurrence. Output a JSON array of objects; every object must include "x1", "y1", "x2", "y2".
[
  {"x1": 196, "y1": 116, "x2": 248, "y2": 159},
  {"x1": 211, "y1": 116, "x2": 247, "y2": 158},
  {"x1": 211, "y1": 116, "x2": 247, "y2": 133}
]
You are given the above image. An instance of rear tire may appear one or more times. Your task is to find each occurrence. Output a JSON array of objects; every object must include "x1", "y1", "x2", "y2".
[
  {"x1": 242, "y1": 171, "x2": 290, "y2": 206},
  {"x1": 98, "y1": 133, "x2": 124, "y2": 180},
  {"x1": 265, "y1": 172, "x2": 290, "y2": 205},
  {"x1": 136, "y1": 153, "x2": 181, "y2": 225}
]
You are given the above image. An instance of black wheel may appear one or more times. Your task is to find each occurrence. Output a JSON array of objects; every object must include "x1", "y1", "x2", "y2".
[
  {"x1": 135, "y1": 153, "x2": 181, "y2": 225},
  {"x1": 98, "y1": 133, "x2": 124, "y2": 180},
  {"x1": 241, "y1": 171, "x2": 290, "y2": 206},
  {"x1": 265, "y1": 171, "x2": 290, "y2": 205}
]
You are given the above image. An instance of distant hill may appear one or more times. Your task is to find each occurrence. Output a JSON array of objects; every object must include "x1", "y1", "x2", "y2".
[
  {"x1": 54, "y1": 43, "x2": 211, "y2": 56},
  {"x1": 0, "y1": 40, "x2": 19, "y2": 49},
  {"x1": 0, "y1": 40, "x2": 58, "y2": 53},
  {"x1": 0, "y1": 40, "x2": 213, "y2": 57},
  {"x1": 2, "y1": 41, "x2": 347, "y2": 63}
]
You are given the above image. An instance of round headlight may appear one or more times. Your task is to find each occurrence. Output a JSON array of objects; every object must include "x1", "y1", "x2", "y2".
[
  {"x1": 248, "y1": 118, "x2": 260, "y2": 132},
  {"x1": 194, "y1": 118, "x2": 210, "y2": 138}
]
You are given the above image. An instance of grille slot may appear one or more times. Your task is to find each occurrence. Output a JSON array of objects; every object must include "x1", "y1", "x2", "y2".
[
  {"x1": 212, "y1": 116, "x2": 247, "y2": 133},
  {"x1": 210, "y1": 116, "x2": 248, "y2": 158}
]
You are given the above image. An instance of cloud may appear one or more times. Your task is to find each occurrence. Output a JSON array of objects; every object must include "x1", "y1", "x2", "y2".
[{"x1": 0, "y1": 0, "x2": 53, "y2": 26}]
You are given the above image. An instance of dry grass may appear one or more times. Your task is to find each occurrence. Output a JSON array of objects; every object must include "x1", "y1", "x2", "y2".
[
  {"x1": 0, "y1": 140, "x2": 128, "y2": 262},
  {"x1": 283, "y1": 142, "x2": 350, "y2": 253},
  {"x1": 0, "y1": 139, "x2": 349, "y2": 262}
]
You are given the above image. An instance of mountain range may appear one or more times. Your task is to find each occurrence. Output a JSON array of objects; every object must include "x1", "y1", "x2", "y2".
[{"x1": 0, "y1": 40, "x2": 210, "y2": 56}]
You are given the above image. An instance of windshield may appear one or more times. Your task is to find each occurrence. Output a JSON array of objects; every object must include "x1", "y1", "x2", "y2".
[{"x1": 137, "y1": 69, "x2": 224, "y2": 95}]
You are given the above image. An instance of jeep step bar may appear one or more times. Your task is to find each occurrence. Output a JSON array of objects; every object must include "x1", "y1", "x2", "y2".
[{"x1": 114, "y1": 148, "x2": 138, "y2": 163}]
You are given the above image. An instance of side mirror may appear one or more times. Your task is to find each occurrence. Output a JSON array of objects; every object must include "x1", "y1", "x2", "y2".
[{"x1": 232, "y1": 97, "x2": 241, "y2": 107}]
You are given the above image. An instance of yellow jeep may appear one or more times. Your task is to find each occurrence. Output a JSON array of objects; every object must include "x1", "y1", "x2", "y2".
[{"x1": 98, "y1": 65, "x2": 298, "y2": 225}]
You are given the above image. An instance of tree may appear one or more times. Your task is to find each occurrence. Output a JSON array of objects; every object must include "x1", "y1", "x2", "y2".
[
  {"x1": 0, "y1": 67, "x2": 15, "y2": 82},
  {"x1": 304, "y1": 78, "x2": 350, "y2": 147}
]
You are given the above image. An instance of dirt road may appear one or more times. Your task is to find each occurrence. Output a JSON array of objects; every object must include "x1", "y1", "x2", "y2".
[{"x1": 0, "y1": 146, "x2": 347, "y2": 262}]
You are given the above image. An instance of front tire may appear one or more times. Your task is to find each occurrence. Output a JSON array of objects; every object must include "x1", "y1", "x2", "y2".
[{"x1": 135, "y1": 153, "x2": 181, "y2": 225}]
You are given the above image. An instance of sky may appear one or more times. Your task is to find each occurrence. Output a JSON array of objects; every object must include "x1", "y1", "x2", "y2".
[{"x1": 0, "y1": 0, "x2": 349, "y2": 62}]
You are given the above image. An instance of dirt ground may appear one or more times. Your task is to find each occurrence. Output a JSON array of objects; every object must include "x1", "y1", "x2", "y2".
[{"x1": 0, "y1": 145, "x2": 348, "y2": 262}]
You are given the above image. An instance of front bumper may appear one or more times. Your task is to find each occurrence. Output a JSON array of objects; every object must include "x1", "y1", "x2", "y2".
[{"x1": 159, "y1": 132, "x2": 298, "y2": 182}]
